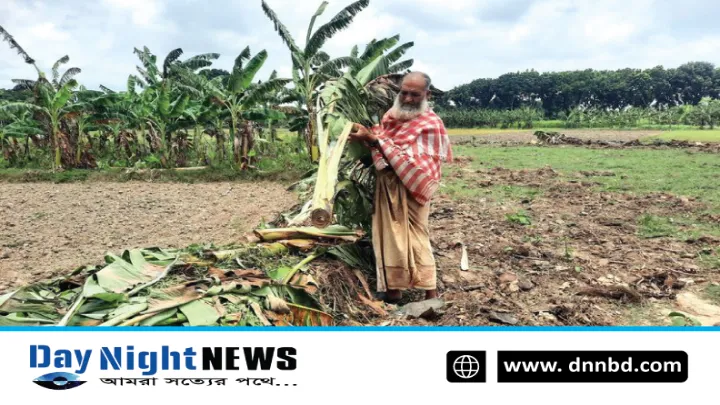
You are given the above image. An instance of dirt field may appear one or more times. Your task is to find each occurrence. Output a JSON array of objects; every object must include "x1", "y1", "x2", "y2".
[
  {"x1": 420, "y1": 165, "x2": 720, "y2": 327},
  {"x1": 0, "y1": 181, "x2": 297, "y2": 292}
]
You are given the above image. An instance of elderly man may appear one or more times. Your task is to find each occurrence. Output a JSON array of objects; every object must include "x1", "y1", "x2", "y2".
[{"x1": 349, "y1": 71, "x2": 453, "y2": 303}]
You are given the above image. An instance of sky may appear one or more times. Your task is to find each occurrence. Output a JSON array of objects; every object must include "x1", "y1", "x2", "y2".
[{"x1": 1, "y1": 0, "x2": 720, "y2": 92}]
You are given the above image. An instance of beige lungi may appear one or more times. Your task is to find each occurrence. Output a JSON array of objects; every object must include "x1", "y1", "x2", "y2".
[{"x1": 372, "y1": 169, "x2": 437, "y2": 292}]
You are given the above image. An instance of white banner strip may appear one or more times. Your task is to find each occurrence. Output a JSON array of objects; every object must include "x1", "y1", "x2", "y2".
[{"x1": 1, "y1": 327, "x2": 716, "y2": 404}]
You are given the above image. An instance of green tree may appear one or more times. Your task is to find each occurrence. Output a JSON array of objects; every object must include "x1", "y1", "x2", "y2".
[{"x1": 261, "y1": 0, "x2": 369, "y2": 162}]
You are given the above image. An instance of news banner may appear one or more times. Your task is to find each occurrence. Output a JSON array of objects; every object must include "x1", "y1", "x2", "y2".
[{"x1": 0, "y1": 327, "x2": 716, "y2": 404}]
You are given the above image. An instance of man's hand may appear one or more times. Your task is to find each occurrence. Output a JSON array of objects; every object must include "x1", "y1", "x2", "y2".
[{"x1": 349, "y1": 123, "x2": 378, "y2": 144}]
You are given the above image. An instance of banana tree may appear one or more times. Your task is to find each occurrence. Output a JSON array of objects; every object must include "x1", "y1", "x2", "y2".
[
  {"x1": 349, "y1": 35, "x2": 415, "y2": 77},
  {"x1": 191, "y1": 47, "x2": 291, "y2": 169},
  {"x1": 288, "y1": 53, "x2": 404, "y2": 227},
  {"x1": 132, "y1": 46, "x2": 220, "y2": 89},
  {"x1": 0, "y1": 78, "x2": 84, "y2": 169},
  {"x1": 10, "y1": 54, "x2": 81, "y2": 92},
  {"x1": 0, "y1": 24, "x2": 41, "y2": 76},
  {"x1": 0, "y1": 112, "x2": 44, "y2": 166},
  {"x1": 88, "y1": 84, "x2": 152, "y2": 165},
  {"x1": 261, "y1": 0, "x2": 369, "y2": 163},
  {"x1": 166, "y1": 64, "x2": 232, "y2": 166},
  {"x1": 145, "y1": 84, "x2": 195, "y2": 167}
]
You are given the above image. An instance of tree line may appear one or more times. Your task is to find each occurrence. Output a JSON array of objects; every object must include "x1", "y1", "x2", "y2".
[{"x1": 436, "y1": 62, "x2": 720, "y2": 117}]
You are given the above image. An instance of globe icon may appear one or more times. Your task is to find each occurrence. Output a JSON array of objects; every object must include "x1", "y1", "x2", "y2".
[{"x1": 453, "y1": 355, "x2": 480, "y2": 379}]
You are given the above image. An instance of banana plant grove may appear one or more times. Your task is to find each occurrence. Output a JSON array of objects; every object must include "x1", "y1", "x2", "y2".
[{"x1": 0, "y1": 0, "x2": 414, "y2": 171}]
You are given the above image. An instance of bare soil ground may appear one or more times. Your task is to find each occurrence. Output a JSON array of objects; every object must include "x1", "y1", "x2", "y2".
[
  {"x1": 385, "y1": 163, "x2": 720, "y2": 326},
  {"x1": 0, "y1": 181, "x2": 297, "y2": 292},
  {"x1": 449, "y1": 129, "x2": 662, "y2": 144}
]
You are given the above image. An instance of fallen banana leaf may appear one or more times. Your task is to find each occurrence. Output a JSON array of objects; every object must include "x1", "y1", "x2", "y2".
[
  {"x1": 3, "y1": 215, "x2": 371, "y2": 328},
  {"x1": 206, "y1": 243, "x2": 288, "y2": 262},
  {"x1": 0, "y1": 289, "x2": 19, "y2": 308},
  {"x1": 357, "y1": 294, "x2": 388, "y2": 316},
  {"x1": 78, "y1": 309, "x2": 115, "y2": 320},
  {"x1": 287, "y1": 303, "x2": 334, "y2": 326},
  {"x1": 98, "y1": 249, "x2": 178, "y2": 294},
  {"x1": 208, "y1": 267, "x2": 229, "y2": 280},
  {"x1": 260, "y1": 243, "x2": 290, "y2": 256},
  {"x1": 57, "y1": 276, "x2": 128, "y2": 326},
  {"x1": 255, "y1": 226, "x2": 363, "y2": 242},
  {"x1": 268, "y1": 266, "x2": 293, "y2": 282},
  {"x1": 154, "y1": 312, "x2": 188, "y2": 326},
  {"x1": 266, "y1": 294, "x2": 291, "y2": 314},
  {"x1": 137, "y1": 308, "x2": 178, "y2": 326},
  {"x1": 232, "y1": 269, "x2": 266, "y2": 278},
  {"x1": 263, "y1": 311, "x2": 292, "y2": 326},
  {"x1": 249, "y1": 302, "x2": 272, "y2": 326},
  {"x1": 0, "y1": 299, "x2": 56, "y2": 315},
  {"x1": 288, "y1": 273, "x2": 319, "y2": 294},
  {"x1": 279, "y1": 239, "x2": 317, "y2": 251},
  {"x1": 204, "y1": 249, "x2": 244, "y2": 261},
  {"x1": 140, "y1": 248, "x2": 180, "y2": 261},
  {"x1": 0, "y1": 315, "x2": 46, "y2": 326},
  {"x1": 220, "y1": 295, "x2": 247, "y2": 305},
  {"x1": 212, "y1": 296, "x2": 226, "y2": 318},
  {"x1": 179, "y1": 298, "x2": 222, "y2": 326},
  {"x1": 100, "y1": 302, "x2": 149, "y2": 326},
  {"x1": 143, "y1": 284, "x2": 205, "y2": 314},
  {"x1": 1, "y1": 313, "x2": 56, "y2": 324},
  {"x1": 77, "y1": 318, "x2": 104, "y2": 326},
  {"x1": 77, "y1": 299, "x2": 121, "y2": 316},
  {"x1": 282, "y1": 252, "x2": 323, "y2": 284},
  {"x1": 119, "y1": 283, "x2": 205, "y2": 326},
  {"x1": 127, "y1": 256, "x2": 180, "y2": 296}
]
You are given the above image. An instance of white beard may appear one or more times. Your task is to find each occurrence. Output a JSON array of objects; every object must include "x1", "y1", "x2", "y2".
[{"x1": 390, "y1": 96, "x2": 428, "y2": 121}]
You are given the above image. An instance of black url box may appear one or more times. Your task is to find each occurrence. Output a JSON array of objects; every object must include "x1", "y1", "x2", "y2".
[{"x1": 497, "y1": 351, "x2": 688, "y2": 383}]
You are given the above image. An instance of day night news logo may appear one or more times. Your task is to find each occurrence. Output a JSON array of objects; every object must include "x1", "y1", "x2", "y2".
[{"x1": 30, "y1": 345, "x2": 297, "y2": 390}]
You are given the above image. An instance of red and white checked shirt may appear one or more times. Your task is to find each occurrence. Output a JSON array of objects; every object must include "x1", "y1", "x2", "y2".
[{"x1": 370, "y1": 108, "x2": 453, "y2": 205}]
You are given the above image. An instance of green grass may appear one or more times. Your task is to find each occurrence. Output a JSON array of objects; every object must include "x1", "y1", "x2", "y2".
[
  {"x1": 449, "y1": 145, "x2": 720, "y2": 211},
  {"x1": 636, "y1": 214, "x2": 720, "y2": 241},
  {"x1": 444, "y1": 182, "x2": 541, "y2": 203},
  {"x1": 443, "y1": 165, "x2": 542, "y2": 203},
  {"x1": 446, "y1": 126, "x2": 720, "y2": 143},
  {"x1": 636, "y1": 214, "x2": 678, "y2": 238},
  {"x1": 490, "y1": 185, "x2": 542, "y2": 203},
  {"x1": 698, "y1": 248, "x2": 720, "y2": 270},
  {"x1": 445, "y1": 126, "x2": 654, "y2": 136},
  {"x1": 506, "y1": 210, "x2": 532, "y2": 226},
  {"x1": 704, "y1": 284, "x2": 720, "y2": 305},
  {"x1": 645, "y1": 129, "x2": 720, "y2": 143}
]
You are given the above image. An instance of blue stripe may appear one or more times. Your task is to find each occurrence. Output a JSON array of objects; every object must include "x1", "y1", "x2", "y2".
[{"x1": 0, "y1": 326, "x2": 718, "y2": 332}]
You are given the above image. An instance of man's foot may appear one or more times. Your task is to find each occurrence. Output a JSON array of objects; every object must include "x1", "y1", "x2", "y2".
[{"x1": 424, "y1": 289, "x2": 438, "y2": 300}]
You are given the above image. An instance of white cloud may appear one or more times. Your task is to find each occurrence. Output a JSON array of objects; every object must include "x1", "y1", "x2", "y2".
[
  {"x1": 212, "y1": 30, "x2": 260, "y2": 47},
  {"x1": 102, "y1": 0, "x2": 163, "y2": 27},
  {"x1": 325, "y1": 8, "x2": 403, "y2": 53},
  {"x1": 28, "y1": 23, "x2": 70, "y2": 42},
  {"x1": 0, "y1": 0, "x2": 718, "y2": 92}
]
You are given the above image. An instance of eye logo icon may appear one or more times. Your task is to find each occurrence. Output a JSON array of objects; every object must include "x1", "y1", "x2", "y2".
[{"x1": 33, "y1": 372, "x2": 86, "y2": 390}]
